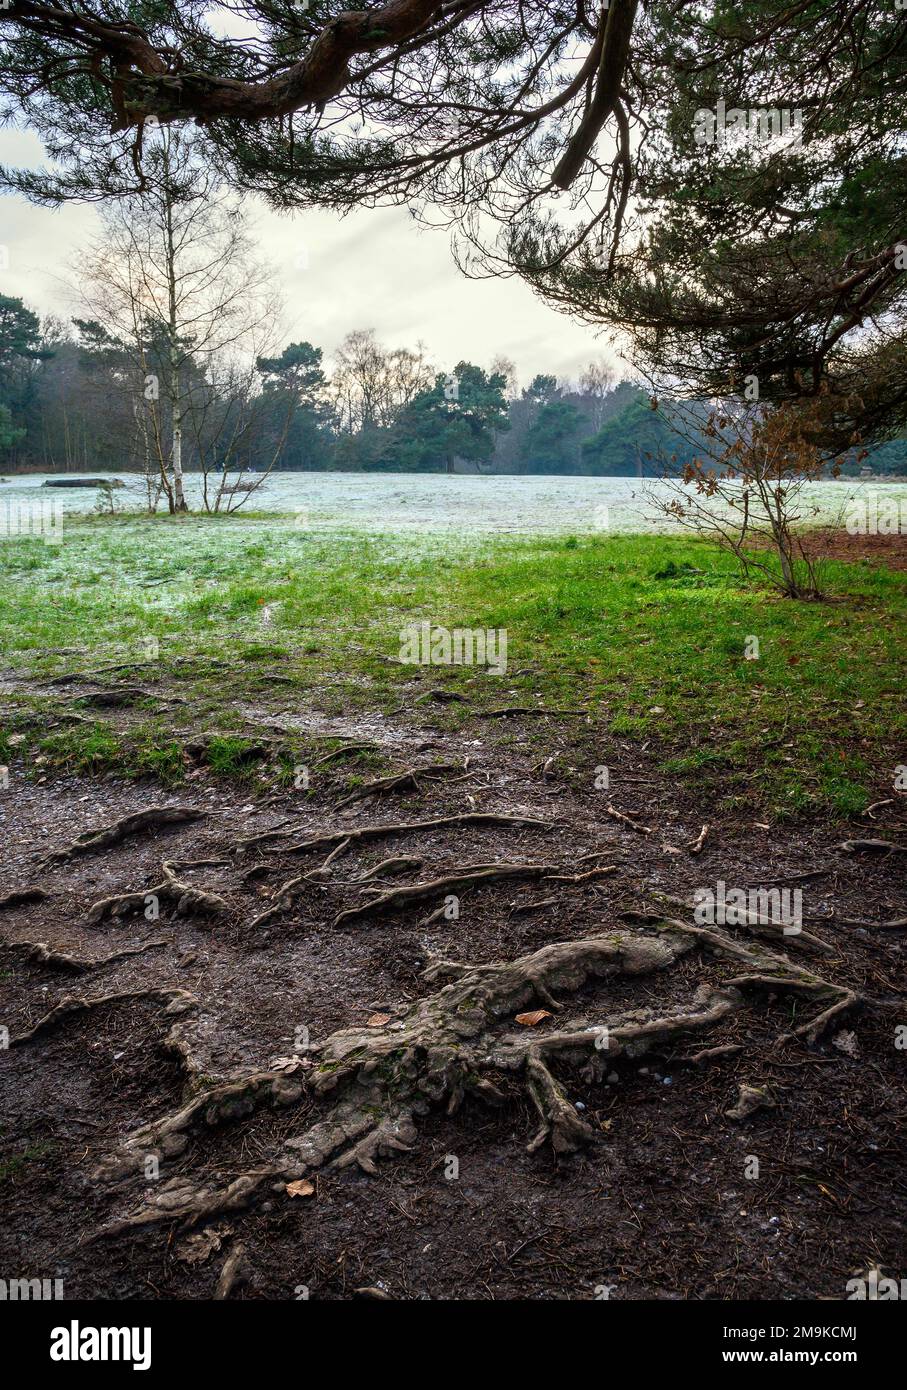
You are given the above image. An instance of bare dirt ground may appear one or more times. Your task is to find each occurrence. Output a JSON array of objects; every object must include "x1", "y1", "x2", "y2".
[
  {"x1": 802, "y1": 528, "x2": 907, "y2": 572},
  {"x1": 1, "y1": 706, "x2": 905, "y2": 1301}
]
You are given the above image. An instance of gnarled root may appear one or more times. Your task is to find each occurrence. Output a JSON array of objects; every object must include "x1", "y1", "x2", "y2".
[
  {"x1": 93, "y1": 1069, "x2": 306, "y2": 1184},
  {"x1": 2, "y1": 936, "x2": 170, "y2": 973},
  {"x1": 43, "y1": 806, "x2": 204, "y2": 865},
  {"x1": 88, "y1": 918, "x2": 859, "y2": 1240},
  {"x1": 332, "y1": 861, "x2": 559, "y2": 927},
  {"x1": 88, "y1": 859, "x2": 228, "y2": 924},
  {"x1": 518, "y1": 984, "x2": 743, "y2": 1153},
  {"x1": 10, "y1": 986, "x2": 197, "y2": 1047},
  {"x1": 234, "y1": 811, "x2": 551, "y2": 856},
  {"x1": 90, "y1": 926, "x2": 693, "y2": 1234}
]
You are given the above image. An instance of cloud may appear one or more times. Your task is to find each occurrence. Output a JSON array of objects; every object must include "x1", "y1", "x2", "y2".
[{"x1": 0, "y1": 129, "x2": 617, "y2": 387}]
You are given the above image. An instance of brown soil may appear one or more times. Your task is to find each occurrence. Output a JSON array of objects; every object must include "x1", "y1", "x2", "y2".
[
  {"x1": 804, "y1": 527, "x2": 907, "y2": 572},
  {"x1": 1, "y1": 712, "x2": 905, "y2": 1301}
]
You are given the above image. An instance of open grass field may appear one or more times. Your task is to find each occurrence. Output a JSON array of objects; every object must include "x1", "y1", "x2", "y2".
[{"x1": 1, "y1": 513, "x2": 904, "y2": 815}]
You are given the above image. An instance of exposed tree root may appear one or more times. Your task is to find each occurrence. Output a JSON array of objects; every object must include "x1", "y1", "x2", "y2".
[
  {"x1": 92, "y1": 1069, "x2": 306, "y2": 1183},
  {"x1": 413, "y1": 689, "x2": 469, "y2": 706},
  {"x1": 43, "y1": 806, "x2": 204, "y2": 865},
  {"x1": 69, "y1": 686, "x2": 180, "y2": 710},
  {"x1": 545, "y1": 865, "x2": 617, "y2": 884},
  {"x1": 651, "y1": 892, "x2": 834, "y2": 955},
  {"x1": 302, "y1": 838, "x2": 352, "y2": 879},
  {"x1": 214, "y1": 1242, "x2": 247, "y2": 1299},
  {"x1": 10, "y1": 986, "x2": 196, "y2": 1047},
  {"x1": 165, "y1": 857, "x2": 232, "y2": 873},
  {"x1": 687, "y1": 1042, "x2": 743, "y2": 1064},
  {"x1": 46, "y1": 661, "x2": 153, "y2": 686},
  {"x1": 247, "y1": 871, "x2": 312, "y2": 931},
  {"x1": 246, "y1": 838, "x2": 354, "y2": 929},
  {"x1": 656, "y1": 916, "x2": 858, "y2": 1044},
  {"x1": 0, "y1": 887, "x2": 48, "y2": 908},
  {"x1": 723, "y1": 972, "x2": 859, "y2": 1044},
  {"x1": 250, "y1": 846, "x2": 428, "y2": 931},
  {"x1": 479, "y1": 707, "x2": 583, "y2": 718},
  {"x1": 50, "y1": 709, "x2": 95, "y2": 726},
  {"x1": 512, "y1": 896, "x2": 557, "y2": 914},
  {"x1": 87, "y1": 860, "x2": 229, "y2": 925},
  {"x1": 289, "y1": 812, "x2": 552, "y2": 854},
  {"x1": 332, "y1": 862, "x2": 560, "y2": 928},
  {"x1": 347, "y1": 856, "x2": 424, "y2": 883},
  {"x1": 311, "y1": 742, "x2": 378, "y2": 767},
  {"x1": 234, "y1": 811, "x2": 552, "y2": 856},
  {"x1": 725, "y1": 1083, "x2": 775, "y2": 1120},
  {"x1": 743, "y1": 868, "x2": 832, "y2": 888},
  {"x1": 688, "y1": 823, "x2": 710, "y2": 854},
  {"x1": 333, "y1": 761, "x2": 469, "y2": 810},
  {"x1": 87, "y1": 915, "x2": 858, "y2": 1240},
  {"x1": 183, "y1": 734, "x2": 273, "y2": 763},
  {"x1": 837, "y1": 838, "x2": 907, "y2": 853},
  {"x1": 837, "y1": 915, "x2": 907, "y2": 930},
  {"x1": 2, "y1": 936, "x2": 170, "y2": 973}
]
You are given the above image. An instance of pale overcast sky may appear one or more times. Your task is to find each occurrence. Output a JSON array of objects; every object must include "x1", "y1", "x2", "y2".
[{"x1": 0, "y1": 127, "x2": 620, "y2": 389}]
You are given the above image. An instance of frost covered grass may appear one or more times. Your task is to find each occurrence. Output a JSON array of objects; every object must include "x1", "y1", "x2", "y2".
[{"x1": 0, "y1": 511, "x2": 904, "y2": 814}]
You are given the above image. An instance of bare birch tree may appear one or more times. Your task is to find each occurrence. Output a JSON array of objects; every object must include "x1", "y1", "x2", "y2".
[
  {"x1": 332, "y1": 330, "x2": 433, "y2": 435},
  {"x1": 71, "y1": 129, "x2": 282, "y2": 512}
]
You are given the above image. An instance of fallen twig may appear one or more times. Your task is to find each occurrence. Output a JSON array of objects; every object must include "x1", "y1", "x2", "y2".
[
  {"x1": 606, "y1": 803, "x2": 653, "y2": 835},
  {"x1": 688, "y1": 823, "x2": 710, "y2": 855}
]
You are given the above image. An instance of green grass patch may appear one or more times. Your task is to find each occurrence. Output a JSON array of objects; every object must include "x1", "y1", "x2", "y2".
[{"x1": 1, "y1": 515, "x2": 904, "y2": 815}]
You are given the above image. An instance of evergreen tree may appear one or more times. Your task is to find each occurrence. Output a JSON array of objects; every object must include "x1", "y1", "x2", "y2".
[{"x1": 391, "y1": 362, "x2": 509, "y2": 472}]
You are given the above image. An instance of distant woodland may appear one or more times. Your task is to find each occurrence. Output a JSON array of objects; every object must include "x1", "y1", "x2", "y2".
[{"x1": 1, "y1": 297, "x2": 904, "y2": 479}]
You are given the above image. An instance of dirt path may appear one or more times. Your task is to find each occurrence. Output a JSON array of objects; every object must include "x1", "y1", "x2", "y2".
[{"x1": 1, "y1": 712, "x2": 905, "y2": 1300}]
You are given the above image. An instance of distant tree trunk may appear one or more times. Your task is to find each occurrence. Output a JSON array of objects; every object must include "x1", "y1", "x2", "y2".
[
  {"x1": 170, "y1": 389, "x2": 187, "y2": 512},
  {"x1": 165, "y1": 186, "x2": 189, "y2": 513}
]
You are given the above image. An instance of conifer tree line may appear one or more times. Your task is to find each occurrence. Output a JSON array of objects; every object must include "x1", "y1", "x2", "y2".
[{"x1": 3, "y1": 297, "x2": 903, "y2": 479}]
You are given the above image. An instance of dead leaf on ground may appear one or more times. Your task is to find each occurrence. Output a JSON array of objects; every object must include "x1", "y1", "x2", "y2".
[
  {"x1": 367, "y1": 1012, "x2": 392, "y2": 1026},
  {"x1": 285, "y1": 1179, "x2": 315, "y2": 1198},
  {"x1": 269, "y1": 1055, "x2": 304, "y2": 1072},
  {"x1": 725, "y1": 1083, "x2": 775, "y2": 1121},
  {"x1": 832, "y1": 1029, "x2": 860, "y2": 1058},
  {"x1": 515, "y1": 1009, "x2": 553, "y2": 1027},
  {"x1": 175, "y1": 1228, "x2": 225, "y2": 1265}
]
